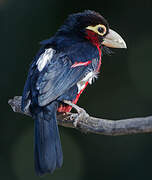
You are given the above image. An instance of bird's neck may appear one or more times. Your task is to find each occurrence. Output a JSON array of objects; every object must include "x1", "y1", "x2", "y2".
[
  {"x1": 50, "y1": 34, "x2": 83, "y2": 50},
  {"x1": 56, "y1": 32, "x2": 102, "y2": 72}
]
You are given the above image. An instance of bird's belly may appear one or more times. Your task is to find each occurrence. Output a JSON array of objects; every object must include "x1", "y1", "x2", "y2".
[
  {"x1": 58, "y1": 71, "x2": 97, "y2": 113},
  {"x1": 73, "y1": 81, "x2": 88, "y2": 104},
  {"x1": 58, "y1": 104, "x2": 73, "y2": 113},
  {"x1": 77, "y1": 71, "x2": 97, "y2": 93},
  {"x1": 57, "y1": 81, "x2": 88, "y2": 113}
]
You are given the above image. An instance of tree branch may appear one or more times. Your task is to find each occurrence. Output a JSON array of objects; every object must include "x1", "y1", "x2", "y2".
[{"x1": 8, "y1": 96, "x2": 152, "y2": 136}]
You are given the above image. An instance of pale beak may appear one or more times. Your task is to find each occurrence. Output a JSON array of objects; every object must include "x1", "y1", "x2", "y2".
[{"x1": 102, "y1": 29, "x2": 127, "y2": 48}]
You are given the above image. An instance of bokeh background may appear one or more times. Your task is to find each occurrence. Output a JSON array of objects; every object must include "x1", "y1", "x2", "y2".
[{"x1": 1, "y1": 0, "x2": 152, "y2": 179}]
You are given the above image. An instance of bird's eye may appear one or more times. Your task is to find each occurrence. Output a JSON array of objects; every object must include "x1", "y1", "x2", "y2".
[
  {"x1": 98, "y1": 27, "x2": 104, "y2": 34},
  {"x1": 86, "y1": 24, "x2": 107, "y2": 36},
  {"x1": 97, "y1": 25, "x2": 106, "y2": 36}
]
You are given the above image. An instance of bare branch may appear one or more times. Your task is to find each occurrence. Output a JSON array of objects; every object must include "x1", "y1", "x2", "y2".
[{"x1": 8, "y1": 96, "x2": 152, "y2": 136}]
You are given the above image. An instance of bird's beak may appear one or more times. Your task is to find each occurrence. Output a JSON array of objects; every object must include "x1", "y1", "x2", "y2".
[{"x1": 102, "y1": 29, "x2": 127, "y2": 48}]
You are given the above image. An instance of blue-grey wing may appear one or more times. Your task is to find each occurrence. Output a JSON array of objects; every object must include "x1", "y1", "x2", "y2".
[
  {"x1": 21, "y1": 46, "x2": 45, "y2": 111},
  {"x1": 36, "y1": 53, "x2": 89, "y2": 106}
]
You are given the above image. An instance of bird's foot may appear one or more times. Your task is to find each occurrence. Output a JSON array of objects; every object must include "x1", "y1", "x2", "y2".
[{"x1": 63, "y1": 100, "x2": 89, "y2": 127}]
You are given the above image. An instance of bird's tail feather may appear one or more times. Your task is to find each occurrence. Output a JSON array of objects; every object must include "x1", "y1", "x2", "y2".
[{"x1": 34, "y1": 101, "x2": 63, "y2": 176}]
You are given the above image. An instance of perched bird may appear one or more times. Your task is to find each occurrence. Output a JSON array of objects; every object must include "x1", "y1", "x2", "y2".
[{"x1": 21, "y1": 10, "x2": 126, "y2": 176}]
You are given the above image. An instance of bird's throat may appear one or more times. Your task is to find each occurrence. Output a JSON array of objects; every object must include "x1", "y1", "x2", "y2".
[
  {"x1": 85, "y1": 30, "x2": 100, "y2": 47},
  {"x1": 85, "y1": 30, "x2": 102, "y2": 72},
  {"x1": 96, "y1": 45, "x2": 102, "y2": 72}
]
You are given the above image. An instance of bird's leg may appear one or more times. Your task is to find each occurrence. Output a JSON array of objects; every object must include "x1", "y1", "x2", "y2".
[
  {"x1": 63, "y1": 100, "x2": 89, "y2": 127},
  {"x1": 63, "y1": 100, "x2": 85, "y2": 113}
]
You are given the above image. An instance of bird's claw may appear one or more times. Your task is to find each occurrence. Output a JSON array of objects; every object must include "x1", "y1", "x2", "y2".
[{"x1": 63, "y1": 100, "x2": 89, "y2": 127}]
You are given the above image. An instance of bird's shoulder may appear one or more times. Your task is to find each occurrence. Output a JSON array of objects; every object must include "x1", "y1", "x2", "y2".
[
  {"x1": 31, "y1": 41, "x2": 99, "y2": 75},
  {"x1": 64, "y1": 41, "x2": 99, "y2": 63},
  {"x1": 40, "y1": 35, "x2": 100, "y2": 63}
]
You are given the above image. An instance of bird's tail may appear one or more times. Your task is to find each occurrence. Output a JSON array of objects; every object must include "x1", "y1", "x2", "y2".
[{"x1": 34, "y1": 101, "x2": 63, "y2": 176}]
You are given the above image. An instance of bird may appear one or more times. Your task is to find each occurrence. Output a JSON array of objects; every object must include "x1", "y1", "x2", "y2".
[{"x1": 21, "y1": 10, "x2": 127, "y2": 176}]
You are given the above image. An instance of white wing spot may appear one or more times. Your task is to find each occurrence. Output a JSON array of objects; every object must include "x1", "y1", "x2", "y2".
[
  {"x1": 36, "y1": 48, "x2": 55, "y2": 71},
  {"x1": 77, "y1": 71, "x2": 98, "y2": 94}
]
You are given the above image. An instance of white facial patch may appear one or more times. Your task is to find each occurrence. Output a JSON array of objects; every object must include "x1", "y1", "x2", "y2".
[
  {"x1": 77, "y1": 71, "x2": 98, "y2": 94},
  {"x1": 36, "y1": 48, "x2": 55, "y2": 71}
]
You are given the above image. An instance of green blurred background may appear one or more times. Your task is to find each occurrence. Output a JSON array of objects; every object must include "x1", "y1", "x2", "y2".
[{"x1": 1, "y1": 0, "x2": 152, "y2": 179}]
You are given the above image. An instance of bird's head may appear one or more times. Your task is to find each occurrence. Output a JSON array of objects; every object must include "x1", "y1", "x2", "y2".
[{"x1": 57, "y1": 10, "x2": 126, "y2": 49}]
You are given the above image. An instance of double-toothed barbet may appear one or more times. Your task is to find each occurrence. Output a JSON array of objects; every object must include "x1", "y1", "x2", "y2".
[{"x1": 21, "y1": 10, "x2": 127, "y2": 176}]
